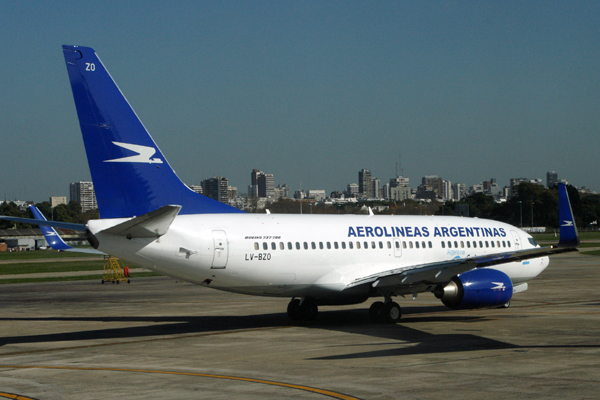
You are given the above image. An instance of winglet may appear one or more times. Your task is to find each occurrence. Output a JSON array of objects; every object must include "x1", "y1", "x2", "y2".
[
  {"x1": 557, "y1": 183, "x2": 579, "y2": 248},
  {"x1": 30, "y1": 206, "x2": 73, "y2": 251}
]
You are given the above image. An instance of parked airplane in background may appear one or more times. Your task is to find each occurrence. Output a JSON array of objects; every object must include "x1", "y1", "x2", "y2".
[
  {"x1": 29, "y1": 205, "x2": 103, "y2": 255},
  {"x1": 0, "y1": 46, "x2": 580, "y2": 323}
]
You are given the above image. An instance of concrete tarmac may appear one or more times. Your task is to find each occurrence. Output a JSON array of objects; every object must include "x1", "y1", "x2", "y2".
[{"x1": 0, "y1": 252, "x2": 598, "y2": 399}]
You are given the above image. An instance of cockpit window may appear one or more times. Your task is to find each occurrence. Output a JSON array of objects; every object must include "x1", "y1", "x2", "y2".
[{"x1": 528, "y1": 237, "x2": 539, "y2": 247}]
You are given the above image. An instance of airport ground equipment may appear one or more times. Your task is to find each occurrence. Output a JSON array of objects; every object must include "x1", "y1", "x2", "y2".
[{"x1": 102, "y1": 256, "x2": 130, "y2": 284}]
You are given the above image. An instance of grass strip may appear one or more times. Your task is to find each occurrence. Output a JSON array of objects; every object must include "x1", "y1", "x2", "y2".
[
  {"x1": 0, "y1": 272, "x2": 161, "y2": 285},
  {"x1": 0, "y1": 261, "x2": 107, "y2": 275},
  {"x1": 0, "y1": 251, "x2": 99, "y2": 261}
]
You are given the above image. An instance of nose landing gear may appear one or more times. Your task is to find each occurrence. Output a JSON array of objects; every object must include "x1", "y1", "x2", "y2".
[{"x1": 287, "y1": 298, "x2": 318, "y2": 321}]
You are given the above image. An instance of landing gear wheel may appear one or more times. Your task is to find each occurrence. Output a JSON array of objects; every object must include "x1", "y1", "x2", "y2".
[
  {"x1": 383, "y1": 302, "x2": 401, "y2": 323},
  {"x1": 369, "y1": 301, "x2": 384, "y2": 323},
  {"x1": 302, "y1": 300, "x2": 318, "y2": 321},
  {"x1": 498, "y1": 301, "x2": 511, "y2": 309},
  {"x1": 287, "y1": 299, "x2": 302, "y2": 321},
  {"x1": 287, "y1": 298, "x2": 319, "y2": 321}
]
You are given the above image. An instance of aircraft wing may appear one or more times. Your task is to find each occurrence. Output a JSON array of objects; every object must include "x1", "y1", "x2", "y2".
[
  {"x1": 27, "y1": 206, "x2": 104, "y2": 255},
  {"x1": 346, "y1": 244, "x2": 577, "y2": 291},
  {"x1": 346, "y1": 183, "x2": 579, "y2": 292}
]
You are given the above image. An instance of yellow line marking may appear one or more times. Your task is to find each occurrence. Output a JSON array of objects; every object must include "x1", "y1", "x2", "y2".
[
  {"x1": 0, "y1": 392, "x2": 38, "y2": 400},
  {"x1": 0, "y1": 366, "x2": 362, "y2": 400}
]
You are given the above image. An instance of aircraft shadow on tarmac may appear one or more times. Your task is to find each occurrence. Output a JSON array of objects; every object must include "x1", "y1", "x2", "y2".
[{"x1": 1, "y1": 307, "x2": 598, "y2": 358}]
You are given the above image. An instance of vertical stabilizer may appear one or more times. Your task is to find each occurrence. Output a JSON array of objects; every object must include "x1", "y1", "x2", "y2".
[{"x1": 62, "y1": 45, "x2": 243, "y2": 218}]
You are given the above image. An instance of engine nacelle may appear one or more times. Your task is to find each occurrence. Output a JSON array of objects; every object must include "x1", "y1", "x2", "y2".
[{"x1": 434, "y1": 268, "x2": 513, "y2": 310}]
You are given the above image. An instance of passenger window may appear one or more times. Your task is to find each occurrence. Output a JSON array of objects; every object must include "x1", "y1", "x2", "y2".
[
  {"x1": 304, "y1": 242, "x2": 308, "y2": 250},
  {"x1": 356, "y1": 242, "x2": 361, "y2": 249},
  {"x1": 454, "y1": 241, "x2": 458, "y2": 248},
  {"x1": 508, "y1": 241, "x2": 511, "y2": 248},
  {"x1": 422, "y1": 241, "x2": 426, "y2": 249},
  {"x1": 448, "y1": 241, "x2": 452, "y2": 248},
  {"x1": 497, "y1": 241, "x2": 501, "y2": 248},
  {"x1": 254, "y1": 242, "x2": 259, "y2": 250},
  {"x1": 479, "y1": 241, "x2": 483, "y2": 248},
  {"x1": 371, "y1": 241, "x2": 375, "y2": 249},
  {"x1": 280, "y1": 242, "x2": 284, "y2": 250},
  {"x1": 288, "y1": 242, "x2": 292, "y2": 250},
  {"x1": 485, "y1": 241, "x2": 489, "y2": 248},
  {"x1": 395, "y1": 241, "x2": 400, "y2": 249},
  {"x1": 473, "y1": 241, "x2": 477, "y2": 248},
  {"x1": 349, "y1": 241, "x2": 354, "y2": 249},
  {"x1": 415, "y1": 241, "x2": 420, "y2": 249},
  {"x1": 342, "y1": 242, "x2": 346, "y2": 249},
  {"x1": 334, "y1": 242, "x2": 338, "y2": 249},
  {"x1": 428, "y1": 241, "x2": 432, "y2": 248},
  {"x1": 502, "y1": 241, "x2": 506, "y2": 247},
  {"x1": 491, "y1": 241, "x2": 495, "y2": 248},
  {"x1": 312, "y1": 242, "x2": 316, "y2": 250},
  {"x1": 387, "y1": 241, "x2": 392, "y2": 249},
  {"x1": 409, "y1": 241, "x2": 413, "y2": 249},
  {"x1": 319, "y1": 242, "x2": 323, "y2": 250},
  {"x1": 363, "y1": 241, "x2": 368, "y2": 249},
  {"x1": 271, "y1": 242, "x2": 276, "y2": 250},
  {"x1": 467, "y1": 241, "x2": 471, "y2": 248},
  {"x1": 379, "y1": 241, "x2": 383, "y2": 249},
  {"x1": 296, "y1": 242, "x2": 300, "y2": 250},
  {"x1": 460, "y1": 241, "x2": 464, "y2": 248},
  {"x1": 327, "y1": 242, "x2": 331, "y2": 249},
  {"x1": 442, "y1": 241, "x2": 445, "y2": 248},
  {"x1": 263, "y1": 242, "x2": 268, "y2": 250}
]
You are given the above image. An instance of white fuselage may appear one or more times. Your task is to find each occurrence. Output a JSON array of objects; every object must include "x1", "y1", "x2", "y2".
[{"x1": 88, "y1": 214, "x2": 549, "y2": 301}]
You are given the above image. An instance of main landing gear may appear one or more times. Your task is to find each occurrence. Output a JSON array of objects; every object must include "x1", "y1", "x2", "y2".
[
  {"x1": 287, "y1": 298, "x2": 318, "y2": 321},
  {"x1": 369, "y1": 300, "x2": 402, "y2": 324}
]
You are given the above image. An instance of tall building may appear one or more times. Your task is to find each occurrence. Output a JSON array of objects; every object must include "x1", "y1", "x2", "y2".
[
  {"x1": 50, "y1": 197, "x2": 67, "y2": 207},
  {"x1": 250, "y1": 169, "x2": 275, "y2": 198},
  {"x1": 201, "y1": 177, "x2": 229, "y2": 203},
  {"x1": 547, "y1": 171, "x2": 558, "y2": 188},
  {"x1": 69, "y1": 181, "x2": 97, "y2": 212},
  {"x1": 274, "y1": 184, "x2": 291, "y2": 200},
  {"x1": 441, "y1": 180, "x2": 453, "y2": 201},
  {"x1": 371, "y1": 178, "x2": 381, "y2": 199},
  {"x1": 358, "y1": 169, "x2": 372, "y2": 197}
]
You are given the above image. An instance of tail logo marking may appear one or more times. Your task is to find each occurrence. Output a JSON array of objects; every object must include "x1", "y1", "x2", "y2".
[
  {"x1": 104, "y1": 142, "x2": 163, "y2": 164},
  {"x1": 561, "y1": 220, "x2": 574, "y2": 227}
]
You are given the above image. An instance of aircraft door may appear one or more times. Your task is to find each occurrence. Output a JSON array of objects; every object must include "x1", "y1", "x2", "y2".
[
  {"x1": 510, "y1": 230, "x2": 521, "y2": 250},
  {"x1": 211, "y1": 230, "x2": 229, "y2": 269},
  {"x1": 393, "y1": 239, "x2": 402, "y2": 257}
]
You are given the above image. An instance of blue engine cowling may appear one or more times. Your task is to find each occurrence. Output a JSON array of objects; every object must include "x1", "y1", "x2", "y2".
[{"x1": 434, "y1": 268, "x2": 513, "y2": 310}]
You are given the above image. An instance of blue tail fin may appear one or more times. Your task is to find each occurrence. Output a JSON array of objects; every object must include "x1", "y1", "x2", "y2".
[
  {"x1": 62, "y1": 45, "x2": 243, "y2": 218},
  {"x1": 557, "y1": 183, "x2": 579, "y2": 248}
]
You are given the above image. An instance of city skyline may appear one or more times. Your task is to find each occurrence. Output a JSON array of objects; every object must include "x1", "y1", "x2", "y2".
[
  {"x1": 2, "y1": 2, "x2": 599, "y2": 202},
  {"x1": 2, "y1": 167, "x2": 581, "y2": 207}
]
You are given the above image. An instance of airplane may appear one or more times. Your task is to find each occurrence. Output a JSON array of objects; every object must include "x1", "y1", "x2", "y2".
[
  {"x1": 29, "y1": 205, "x2": 104, "y2": 255},
  {"x1": 0, "y1": 45, "x2": 580, "y2": 323}
]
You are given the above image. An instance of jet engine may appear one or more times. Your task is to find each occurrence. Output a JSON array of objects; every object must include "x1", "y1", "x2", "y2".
[{"x1": 434, "y1": 268, "x2": 513, "y2": 310}]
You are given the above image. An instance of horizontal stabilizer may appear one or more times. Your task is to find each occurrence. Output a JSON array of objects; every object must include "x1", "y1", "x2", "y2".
[{"x1": 100, "y1": 205, "x2": 182, "y2": 238}]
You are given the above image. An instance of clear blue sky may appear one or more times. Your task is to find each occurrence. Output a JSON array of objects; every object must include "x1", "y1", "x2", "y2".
[{"x1": 1, "y1": 1, "x2": 599, "y2": 202}]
